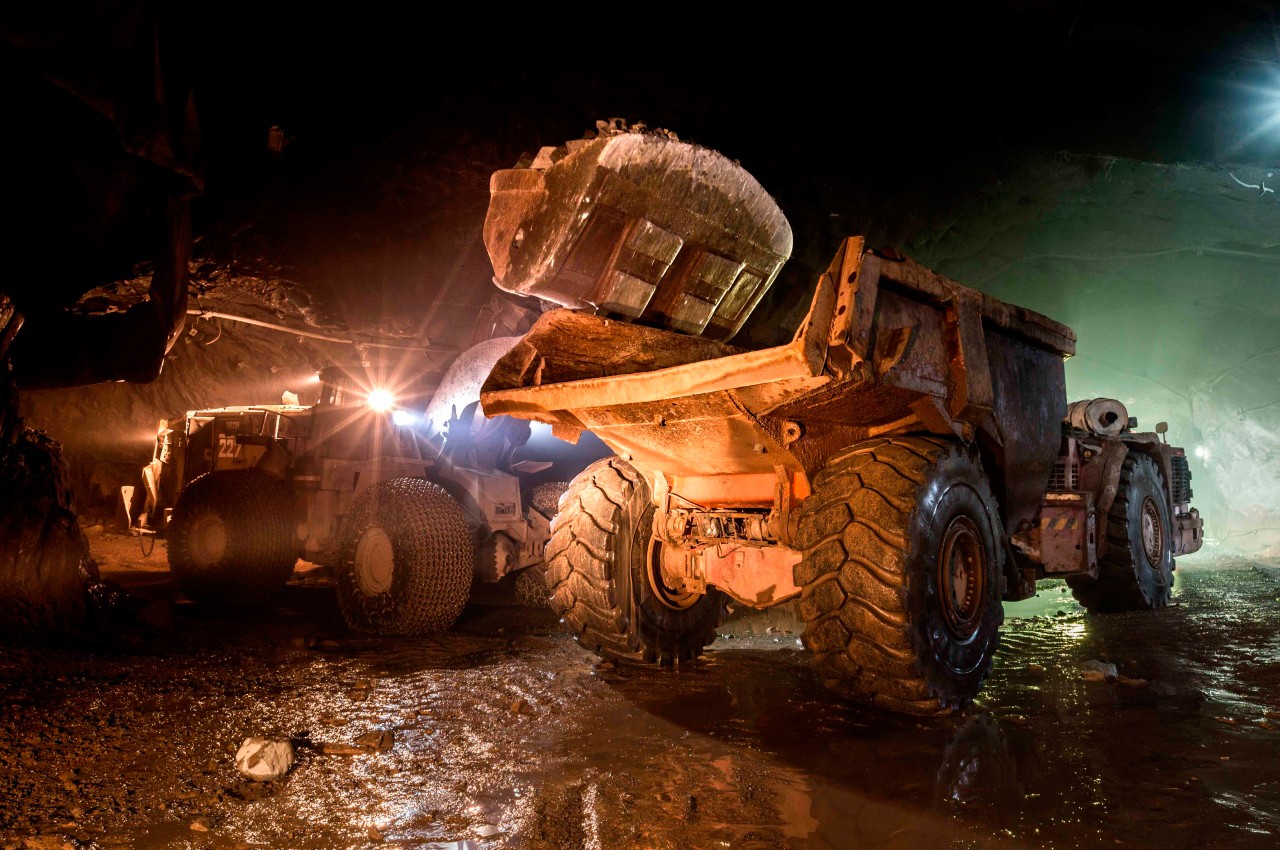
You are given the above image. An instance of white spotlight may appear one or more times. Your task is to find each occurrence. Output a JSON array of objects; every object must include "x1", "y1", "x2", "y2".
[{"x1": 367, "y1": 389, "x2": 395, "y2": 412}]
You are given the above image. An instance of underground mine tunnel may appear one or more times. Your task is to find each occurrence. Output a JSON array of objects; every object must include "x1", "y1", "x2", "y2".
[{"x1": 2, "y1": 4, "x2": 1279, "y2": 849}]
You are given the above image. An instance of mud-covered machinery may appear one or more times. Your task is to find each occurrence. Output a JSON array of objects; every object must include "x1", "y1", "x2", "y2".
[
  {"x1": 478, "y1": 131, "x2": 1203, "y2": 715},
  {"x1": 1022, "y1": 397, "x2": 1202, "y2": 611},
  {"x1": 124, "y1": 338, "x2": 586, "y2": 633}
]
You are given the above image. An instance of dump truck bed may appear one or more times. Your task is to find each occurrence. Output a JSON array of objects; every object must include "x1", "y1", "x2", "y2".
[{"x1": 482, "y1": 237, "x2": 1075, "y2": 527}]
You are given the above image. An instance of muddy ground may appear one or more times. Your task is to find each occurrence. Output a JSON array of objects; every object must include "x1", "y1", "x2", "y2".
[{"x1": 1, "y1": 533, "x2": 1277, "y2": 850}]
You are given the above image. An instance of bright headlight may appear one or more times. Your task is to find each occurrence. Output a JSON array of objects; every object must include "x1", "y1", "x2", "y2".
[
  {"x1": 391, "y1": 409, "x2": 417, "y2": 427},
  {"x1": 367, "y1": 389, "x2": 395, "y2": 412}
]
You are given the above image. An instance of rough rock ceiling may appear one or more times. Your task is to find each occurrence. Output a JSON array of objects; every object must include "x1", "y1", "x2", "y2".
[{"x1": 6, "y1": 2, "x2": 1280, "y2": 342}]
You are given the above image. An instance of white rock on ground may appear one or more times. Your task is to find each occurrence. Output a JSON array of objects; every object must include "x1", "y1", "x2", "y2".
[
  {"x1": 1081, "y1": 660, "x2": 1118, "y2": 682},
  {"x1": 234, "y1": 737, "x2": 295, "y2": 782}
]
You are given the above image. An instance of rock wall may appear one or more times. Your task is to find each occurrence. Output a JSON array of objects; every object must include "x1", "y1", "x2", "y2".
[
  {"x1": 2, "y1": 298, "x2": 92, "y2": 635},
  {"x1": 896, "y1": 153, "x2": 1280, "y2": 556}
]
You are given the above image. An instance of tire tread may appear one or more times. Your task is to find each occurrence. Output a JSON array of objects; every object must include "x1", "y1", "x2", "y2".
[
  {"x1": 796, "y1": 437, "x2": 1003, "y2": 716},
  {"x1": 544, "y1": 457, "x2": 725, "y2": 665}
]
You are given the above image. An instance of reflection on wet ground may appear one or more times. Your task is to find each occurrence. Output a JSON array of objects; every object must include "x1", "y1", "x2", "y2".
[{"x1": 2, "y1": 536, "x2": 1278, "y2": 849}]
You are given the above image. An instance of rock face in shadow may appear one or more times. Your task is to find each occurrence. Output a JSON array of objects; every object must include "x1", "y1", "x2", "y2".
[
  {"x1": 0, "y1": 4, "x2": 198, "y2": 634},
  {"x1": 1, "y1": 296, "x2": 91, "y2": 636},
  {"x1": 0, "y1": 428, "x2": 93, "y2": 636}
]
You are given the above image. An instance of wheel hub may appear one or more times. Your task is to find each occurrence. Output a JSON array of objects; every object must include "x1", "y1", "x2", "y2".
[
  {"x1": 187, "y1": 513, "x2": 228, "y2": 568},
  {"x1": 938, "y1": 515, "x2": 986, "y2": 641},
  {"x1": 646, "y1": 537, "x2": 700, "y2": 610},
  {"x1": 354, "y1": 527, "x2": 395, "y2": 596},
  {"x1": 1140, "y1": 496, "x2": 1164, "y2": 568},
  {"x1": 477, "y1": 534, "x2": 518, "y2": 583}
]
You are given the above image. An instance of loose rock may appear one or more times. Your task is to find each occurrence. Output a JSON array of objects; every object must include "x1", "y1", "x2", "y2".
[
  {"x1": 234, "y1": 737, "x2": 295, "y2": 782},
  {"x1": 1081, "y1": 660, "x2": 1118, "y2": 682},
  {"x1": 353, "y1": 730, "x2": 394, "y2": 751},
  {"x1": 19, "y1": 838, "x2": 76, "y2": 850}
]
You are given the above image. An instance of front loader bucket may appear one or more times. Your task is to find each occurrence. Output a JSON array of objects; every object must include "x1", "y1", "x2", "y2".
[{"x1": 484, "y1": 133, "x2": 792, "y2": 341}]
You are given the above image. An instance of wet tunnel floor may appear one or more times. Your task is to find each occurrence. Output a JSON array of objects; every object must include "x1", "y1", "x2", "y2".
[{"x1": 2, "y1": 536, "x2": 1279, "y2": 849}]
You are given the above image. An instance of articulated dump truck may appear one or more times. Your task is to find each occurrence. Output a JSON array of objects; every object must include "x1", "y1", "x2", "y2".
[{"x1": 479, "y1": 132, "x2": 1203, "y2": 716}]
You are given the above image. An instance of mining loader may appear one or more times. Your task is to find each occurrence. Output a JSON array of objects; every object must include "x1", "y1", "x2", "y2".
[
  {"x1": 477, "y1": 131, "x2": 1204, "y2": 715},
  {"x1": 123, "y1": 336, "x2": 590, "y2": 633}
]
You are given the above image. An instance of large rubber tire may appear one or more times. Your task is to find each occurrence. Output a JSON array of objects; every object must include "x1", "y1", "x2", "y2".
[
  {"x1": 512, "y1": 562, "x2": 551, "y2": 609},
  {"x1": 168, "y1": 469, "x2": 297, "y2": 605},
  {"x1": 544, "y1": 457, "x2": 728, "y2": 664},
  {"x1": 510, "y1": 480, "x2": 572, "y2": 609},
  {"x1": 1067, "y1": 452, "x2": 1174, "y2": 612},
  {"x1": 795, "y1": 437, "x2": 1005, "y2": 716},
  {"x1": 335, "y1": 477, "x2": 473, "y2": 635},
  {"x1": 530, "y1": 480, "x2": 571, "y2": 517}
]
